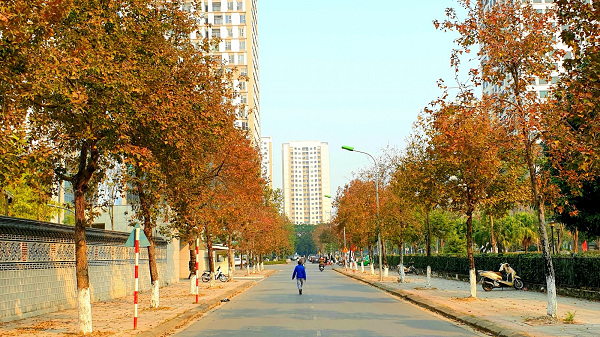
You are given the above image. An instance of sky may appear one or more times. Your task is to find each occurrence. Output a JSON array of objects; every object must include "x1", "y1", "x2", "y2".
[{"x1": 259, "y1": 0, "x2": 463, "y2": 197}]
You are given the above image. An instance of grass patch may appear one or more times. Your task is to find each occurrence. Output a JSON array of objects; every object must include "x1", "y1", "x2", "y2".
[
  {"x1": 264, "y1": 260, "x2": 288, "y2": 265},
  {"x1": 563, "y1": 310, "x2": 576, "y2": 324}
]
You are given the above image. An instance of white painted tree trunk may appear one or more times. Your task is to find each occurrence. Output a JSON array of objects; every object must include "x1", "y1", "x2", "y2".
[
  {"x1": 469, "y1": 269, "x2": 477, "y2": 298},
  {"x1": 370, "y1": 263, "x2": 374, "y2": 275},
  {"x1": 384, "y1": 267, "x2": 389, "y2": 278},
  {"x1": 253, "y1": 264, "x2": 256, "y2": 274},
  {"x1": 360, "y1": 263, "x2": 364, "y2": 273},
  {"x1": 246, "y1": 264, "x2": 250, "y2": 275},
  {"x1": 399, "y1": 264, "x2": 405, "y2": 283},
  {"x1": 190, "y1": 275, "x2": 197, "y2": 294},
  {"x1": 209, "y1": 272, "x2": 215, "y2": 288},
  {"x1": 426, "y1": 266, "x2": 431, "y2": 289},
  {"x1": 261, "y1": 262, "x2": 264, "y2": 271},
  {"x1": 547, "y1": 275, "x2": 557, "y2": 317},
  {"x1": 77, "y1": 288, "x2": 93, "y2": 334},
  {"x1": 151, "y1": 280, "x2": 159, "y2": 308}
]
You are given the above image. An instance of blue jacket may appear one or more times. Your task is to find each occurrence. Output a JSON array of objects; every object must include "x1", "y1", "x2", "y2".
[{"x1": 292, "y1": 265, "x2": 306, "y2": 280}]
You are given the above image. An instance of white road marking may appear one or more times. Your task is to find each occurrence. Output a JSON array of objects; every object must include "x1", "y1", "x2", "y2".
[{"x1": 316, "y1": 331, "x2": 322, "y2": 336}]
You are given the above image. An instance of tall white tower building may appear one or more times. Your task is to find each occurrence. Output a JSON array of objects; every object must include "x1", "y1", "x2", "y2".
[
  {"x1": 188, "y1": 0, "x2": 260, "y2": 145},
  {"x1": 260, "y1": 136, "x2": 273, "y2": 188},
  {"x1": 282, "y1": 141, "x2": 331, "y2": 225}
]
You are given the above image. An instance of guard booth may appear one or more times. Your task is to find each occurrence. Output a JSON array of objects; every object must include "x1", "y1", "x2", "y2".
[{"x1": 178, "y1": 241, "x2": 232, "y2": 279}]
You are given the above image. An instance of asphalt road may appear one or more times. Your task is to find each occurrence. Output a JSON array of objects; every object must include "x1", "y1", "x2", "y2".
[{"x1": 175, "y1": 263, "x2": 485, "y2": 337}]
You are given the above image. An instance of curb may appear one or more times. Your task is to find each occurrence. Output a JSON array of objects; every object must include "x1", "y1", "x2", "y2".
[
  {"x1": 333, "y1": 268, "x2": 530, "y2": 337},
  {"x1": 137, "y1": 270, "x2": 276, "y2": 337}
]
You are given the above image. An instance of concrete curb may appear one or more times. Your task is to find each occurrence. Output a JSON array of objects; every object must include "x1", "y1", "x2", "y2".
[
  {"x1": 137, "y1": 270, "x2": 276, "y2": 337},
  {"x1": 333, "y1": 268, "x2": 530, "y2": 337}
]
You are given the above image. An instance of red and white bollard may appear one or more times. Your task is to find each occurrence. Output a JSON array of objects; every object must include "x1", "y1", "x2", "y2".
[
  {"x1": 134, "y1": 227, "x2": 140, "y2": 329},
  {"x1": 195, "y1": 238, "x2": 200, "y2": 303}
]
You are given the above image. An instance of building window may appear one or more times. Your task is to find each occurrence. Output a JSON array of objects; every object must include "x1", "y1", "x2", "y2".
[
  {"x1": 213, "y1": 2, "x2": 221, "y2": 11},
  {"x1": 241, "y1": 95, "x2": 247, "y2": 103},
  {"x1": 228, "y1": 2, "x2": 234, "y2": 10},
  {"x1": 227, "y1": 28, "x2": 233, "y2": 37},
  {"x1": 238, "y1": 54, "x2": 244, "y2": 64},
  {"x1": 229, "y1": 55, "x2": 234, "y2": 63},
  {"x1": 212, "y1": 28, "x2": 221, "y2": 38},
  {"x1": 240, "y1": 40, "x2": 246, "y2": 50},
  {"x1": 239, "y1": 81, "x2": 246, "y2": 90},
  {"x1": 214, "y1": 15, "x2": 223, "y2": 25},
  {"x1": 226, "y1": 41, "x2": 231, "y2": 50},
  {"x1": 240, "y1": 14, "x2": 246, "y2": 23},
  {"x1": 539, "y1": 90, "x2": 549, "y2": 98},
  {"x1": 226, "y1": 15, "x2": 232, "y2": 24},
  {"x1": 239, "y1": 27, "x2": 245, "y2": 37},
  {"x1": 237, "y1": 1, "x2": 243, "y2": 10}
]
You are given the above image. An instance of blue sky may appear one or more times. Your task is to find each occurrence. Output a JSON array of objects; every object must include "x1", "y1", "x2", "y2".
[{"x1": 259, "y1": 1, "x2": 462, "y2": 196}]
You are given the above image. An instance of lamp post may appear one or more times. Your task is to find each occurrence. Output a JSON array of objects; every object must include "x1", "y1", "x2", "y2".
[
  {"x1": 549, "y1": 221, "x2": 555, "y2": 254},
  {"x1": 342, "y1": 145, "x2": 383, "y2": 281}
]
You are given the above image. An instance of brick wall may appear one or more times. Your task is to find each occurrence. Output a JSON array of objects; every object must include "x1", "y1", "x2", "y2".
[{"x1": 0, "y1": 217, "x2": 179, "y2": 322}]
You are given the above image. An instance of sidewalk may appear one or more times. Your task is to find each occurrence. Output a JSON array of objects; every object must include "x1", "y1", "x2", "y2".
[
  {"x1": 334, "y1": 267, "x2": 600, "y2": 337},
  {"x1": 0, "y1": 268, "x2": 276, "y2": 337}
]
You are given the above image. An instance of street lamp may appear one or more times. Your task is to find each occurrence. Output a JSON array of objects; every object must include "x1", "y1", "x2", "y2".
[{"x1": 342, "y1": 145, "x2": 383, "y2": 281}]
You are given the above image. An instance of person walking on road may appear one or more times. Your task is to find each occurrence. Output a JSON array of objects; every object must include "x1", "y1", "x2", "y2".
[{"x1": 292, "y1": 260, "x2": 306, "y2": 295}]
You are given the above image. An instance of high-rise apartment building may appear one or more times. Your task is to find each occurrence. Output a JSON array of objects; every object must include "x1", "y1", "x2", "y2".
[
  {"x1": 282, "y1": 141, "x2": 331, "y2": 225},
  {"x1": 482, "y1": 0, "x2": 569, "y2": 99},
  {"x1": 260, "y1": 136, "x2": 273, "y2": 188},
  {"x1": 188, "y1": 0, "x2": 260, "y2": 145}
]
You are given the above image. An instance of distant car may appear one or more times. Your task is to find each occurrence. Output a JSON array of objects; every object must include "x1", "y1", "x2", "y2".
[{"x1": 234, "y1": 257, "x2": 242, "y2": 266}]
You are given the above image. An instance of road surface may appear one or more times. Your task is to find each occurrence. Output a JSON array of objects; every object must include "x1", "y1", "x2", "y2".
[{"x1": 175, "y1": 263, "x2": 485, "y2": 337}]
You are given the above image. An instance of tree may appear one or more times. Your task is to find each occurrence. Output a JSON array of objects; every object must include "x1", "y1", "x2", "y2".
[
  {"x1": 423, "y1": 99, "x2": 514, "y2": 297},
  {"x1": 2, "y1": 0, "x2": 217, "y2": 332},
  {"x1": 435, "y1": 0, "x2": 562, "y2": 316},
  {"x1": 550, "y1": 0, "x2": 600, "y2": 179},
  {"x1": 393, "y1": 131, "x2": 443, "y2": 257}
]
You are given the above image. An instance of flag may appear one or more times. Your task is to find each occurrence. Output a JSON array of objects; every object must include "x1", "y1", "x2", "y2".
[{"x1": 582, "y1": 241, "x2": 588, "y2": 252}]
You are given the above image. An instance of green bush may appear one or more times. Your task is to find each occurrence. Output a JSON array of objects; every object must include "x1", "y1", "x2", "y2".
[{"x1": 380, "y1": 253, "x2": 600, "y2": 289}]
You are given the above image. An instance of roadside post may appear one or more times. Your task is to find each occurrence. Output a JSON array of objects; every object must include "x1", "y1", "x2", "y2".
[
  {"x1": 124, "y1": 224, "x2": 151, "y2": 329},
  {"x1": 196, "y1": 238, "x2": 200, "y2": 303}
]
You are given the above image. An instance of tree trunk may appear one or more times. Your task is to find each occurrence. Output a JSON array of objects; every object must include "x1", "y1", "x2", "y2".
[
  {"x1": 246, "y1": 251, "x2": 250, "y2": 275},
  {"x1": 137, "y1": 181, "x2": 159, "y2": 308},
  {"x1": 72, "y1": 142, "x2": 99, "y2": 335},
  {"x1": 466, "y1": 207, "x2": 476, "y2": 298},
  {"x1": 426, "y1": 210, "x2": 431, "y2": 257},
  {"x1": 573, "y1": 229, "x2": 579, "y2": 253},
  {"x1": 228, "y1": 235, "x2": 234, "y2": 281},
  {"x1": 381, "y1": 238, "x2": 387, "y2": 268},
  {"x1": 490, "y1": 215, "x2": 497, "y2": 253},
  {"x1": 524, "y1": 138, "x2": 557, "y2": 318},
  {"x1": 143, "y1": 223, "x2": 159, "y2": 308},
  {"x1": 74, "y1": 187, "x2": 92, "y2": 334},
  {"x1": 399, "y1": 242, "x2": 404, "y2": 265},
  {"x1": 189, "y1": 244, "x2": 196, "y2": 291},
  {"x1": 206, "y1": 233, "x2": 215, "y2": 288}
]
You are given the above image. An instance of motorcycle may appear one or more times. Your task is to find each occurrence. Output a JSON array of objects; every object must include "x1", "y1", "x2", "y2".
[
  {"x1": 478, "y1": 263, "x2": 523, "y2": 291},
  {"x1": 201, "y1": 266, "x2": 228, "y2": 283},
  {"x1": 398, "y1": 261, "x2": 419, "y2": 275},
  {"x1": 319, "y1": 264, "x2": 325, "y2": 272}
]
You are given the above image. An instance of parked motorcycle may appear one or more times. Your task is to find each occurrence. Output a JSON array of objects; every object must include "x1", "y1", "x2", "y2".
[
  {"x1": 398, "y1": 261, "x2": 419, "y2": 275},
  {"x1": 478, "y1": 263, "x2": 523, "y2": 291},
  {"x1": 201, "y1": 266, "x2": 228, "y2": 283}
]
